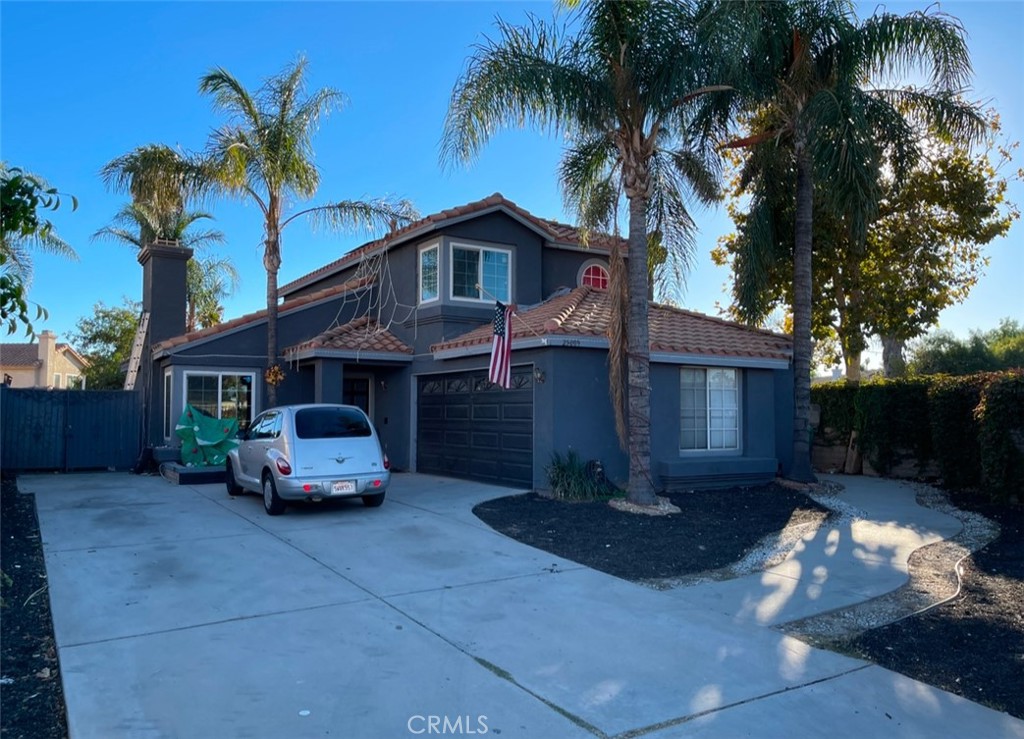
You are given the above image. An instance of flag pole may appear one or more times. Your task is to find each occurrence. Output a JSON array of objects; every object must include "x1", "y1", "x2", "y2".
[{"x1": 474, "y1": 283, "x2": 547, "y2": 342}]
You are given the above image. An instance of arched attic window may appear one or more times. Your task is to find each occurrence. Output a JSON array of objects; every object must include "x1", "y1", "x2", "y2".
[{"x1": 578, "y1": 261, "x2": 609, "y2": 290}]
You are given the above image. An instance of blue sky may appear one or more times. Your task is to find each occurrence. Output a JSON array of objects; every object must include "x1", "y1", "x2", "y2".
[{"x1": 2, "y1": 1, "x2": 1021, "y2": 364}]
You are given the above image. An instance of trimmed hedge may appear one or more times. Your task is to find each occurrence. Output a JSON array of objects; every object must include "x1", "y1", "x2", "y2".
[
  {"x1": 812, "y1": 370, "x2": 1023, "y2": 502},
  {"x1": 855, "y1": 378, "x2": 933, "y2": 475},
  {"x1": 976, "y1": 370, "x2": 1024, "y2": 502}
]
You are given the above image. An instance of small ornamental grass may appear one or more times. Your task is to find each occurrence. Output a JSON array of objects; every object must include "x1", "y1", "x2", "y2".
[{"x1": 546, "y1": 449, "x2": 620, "y2": 501}]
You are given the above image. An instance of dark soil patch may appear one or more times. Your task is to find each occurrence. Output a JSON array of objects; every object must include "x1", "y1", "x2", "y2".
[
  {"x1": 1, "y1": 475, "x2": 68, "y2": 739},
  {"x1": 473, "y1": 482, "x2": 829, "y2": 581},
  {"x1": 840, "y1": 490, "x2": 1023, "y2": 720}
]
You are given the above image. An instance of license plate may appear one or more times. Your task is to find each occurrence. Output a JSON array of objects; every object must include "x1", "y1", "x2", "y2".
[{"x1": 331, "y1": 480, "x2": 356, "y2": 495}]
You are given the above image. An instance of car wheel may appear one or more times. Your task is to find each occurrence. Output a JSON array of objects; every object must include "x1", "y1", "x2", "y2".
[
  {"x1": 226, "y1": 461, "x2": 244, "y2": 496},
  {"x1": 361, "y1": 491, "x2": 386, "y2": 508},
  {"x1": 262, "y1": 473, "x2": 286, "y2": 516}
]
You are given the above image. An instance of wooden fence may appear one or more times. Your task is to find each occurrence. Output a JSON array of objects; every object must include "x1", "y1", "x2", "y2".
[{"x1": 0, "y1": 386, "x2": 142, "y2": 472}]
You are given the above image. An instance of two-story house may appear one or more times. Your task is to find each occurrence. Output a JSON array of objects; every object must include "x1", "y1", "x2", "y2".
[
  {"x1": 1, "y1": 331, "x2": 89, "y2": 389},
  {"x1": 143, "y1": 193, "x2": 794, "y2": 491}
]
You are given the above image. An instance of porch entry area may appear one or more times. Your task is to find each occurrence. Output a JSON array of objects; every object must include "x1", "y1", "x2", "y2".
[{"x1": 416, "y1": 367, "x2": 534, "y2": 487}]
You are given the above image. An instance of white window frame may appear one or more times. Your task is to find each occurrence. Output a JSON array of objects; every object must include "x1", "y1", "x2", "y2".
[
  {"x1": 418, "y1": 242, "x2": 440, "y2": 304},
  {"x1": 577, "y1": 259, "x2": 610, "y2": 289},
  {"x1": 163, "y1": 370, "x2": 173, "y2": 439},
  {"x1": 182, "y1": 370, "x2": 257, "y2": 430},
  {"x1": 679, "y1": 367, "x2": 741, "y2": 453},
  {"x1": 53, "y1": 373, "x2": 62, "y2": 388},
  {"x1": 449, "y1": 242, "x2": 512, "y2": 304}
]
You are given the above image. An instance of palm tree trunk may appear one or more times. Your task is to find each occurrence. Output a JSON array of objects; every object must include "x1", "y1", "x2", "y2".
[
  {"x1": 264, "y1": 233, "x2": 281, "y2": 408},
  {"x1": 790, "y1": 140, "x2": 817, "y2": 482},
  {"x1": 625, "y1": 192, "x2": 656, "y2": 505}
]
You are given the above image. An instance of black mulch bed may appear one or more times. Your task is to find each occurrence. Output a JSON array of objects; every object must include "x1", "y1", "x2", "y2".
[
  {"x1": 473, "y1": 482, "x2": 830, "y2": 581},
  {"x1": 1, "y1": 475, "x2": 68, "y2": 739},
  {"x1": 839, "y1": 490, "x2": 1024, "y2": 720}
]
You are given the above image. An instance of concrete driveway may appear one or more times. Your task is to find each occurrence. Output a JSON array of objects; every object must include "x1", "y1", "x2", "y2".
[{"x1": 24, "y1": 472, "x2": 1024, "y2": 738}]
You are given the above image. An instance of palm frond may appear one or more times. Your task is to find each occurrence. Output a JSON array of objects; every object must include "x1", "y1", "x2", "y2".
[
  {"x1": 441, "y1": 15, "x2": 603, "y2": 168},
  {"x1": 297, "y1": 197, "x2": 419, "y2": 235}
]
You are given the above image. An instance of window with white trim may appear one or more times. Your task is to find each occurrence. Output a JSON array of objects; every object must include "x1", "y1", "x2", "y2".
[
  {"x1": 680, "y1": 368, "x2": 739, "y2": 451},
  {"x1": 579, "y1": 263, "x2": 610, "y2": 290},
  {"x1": 163, "y1": 370, "x2": 173, "y2": 439},
  {"x1": 419, "y1": 244, "x2": 439, "y2": 303},
  {"x1": 53, "y1": 373, "x2": 62, "y2": 388},
  {"x1": 184, "y1": 371, "x2": 255, "y2": 431},
  {"x1": 451, "y1": 244, "x2": 510, "y2": 302}
]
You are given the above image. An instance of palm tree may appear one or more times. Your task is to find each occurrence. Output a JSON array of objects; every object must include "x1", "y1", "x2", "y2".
[
  {"x1": 93, "y1": 204, "x2": 239, "y2": 332},
  {"x1": 1, "y1": 163, "x2": 78, "y2": 284},
  {"x1": 442, "y1": 1, "x2": 729, "y2": 505},
  {"x1": 197, "y1": 56, "x2": 417, "y2": 405},
  {"x1": 99, "y1": 145, "x2": 209, "y2": 245},
  {"x1": 717, "y1": 0, "x2": 984, "y2": 481}
]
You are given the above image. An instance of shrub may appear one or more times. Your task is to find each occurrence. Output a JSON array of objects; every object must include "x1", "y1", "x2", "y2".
[
  {"x1": 811, "y1": 381, "x2": 858, "y2": 444},
  {"x1": 928, "y1": 374, "x2": 990, "y2": 490},
  {"x1": 976, "y1": 370, "x2": 1024, "y2": 502},
  {"x1": 855, "y1": 378, "x2": 933, "y2": 475},
  {"x1": 546, "y1": 449, "x2": 616, "y2": 501}
]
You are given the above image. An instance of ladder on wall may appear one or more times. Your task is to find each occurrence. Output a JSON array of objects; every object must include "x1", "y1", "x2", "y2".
[{"x1": 123, "y1": 311, "x2": 150, "y2": 391}]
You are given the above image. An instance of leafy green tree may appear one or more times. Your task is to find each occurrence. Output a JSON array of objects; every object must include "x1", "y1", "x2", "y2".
[
  {"x1": 198, "y1": 56, "x2": 416, "y2": 405},
  {"x1": 92, "y1": 203, "x2": 239, "y2": 332},
  {"x1": 71, "y1": 299, "x2": 140, "y2": 389},
  {"x1": 716, "y1": 113, "x2": 1017, "y2": 380},
  {"x1": 443, "y1": 1, "x2": 728, "y2": 504},
  {"x1": 1, "y1": 164, "x2": 78, "y2": 336},
  {"x1": 909, "y1": 319, "x2": 1024, "y2": 375},
  {"x1": 716, "y1": 1, "x2": 984, "y2": 480}
]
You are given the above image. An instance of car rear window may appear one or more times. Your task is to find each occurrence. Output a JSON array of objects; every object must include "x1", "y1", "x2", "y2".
[{"x1": 294, "y1": 408, "x2": 372, "y2": 439}]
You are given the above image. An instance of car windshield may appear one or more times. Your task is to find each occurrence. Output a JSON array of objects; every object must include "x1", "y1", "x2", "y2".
[{"x1": 294, "y1": 407, "x2": 372, "y2": 439}]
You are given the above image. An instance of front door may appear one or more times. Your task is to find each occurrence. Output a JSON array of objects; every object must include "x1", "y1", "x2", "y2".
[{"x1": 343, "y1": 376, "x2": 371, "y2": 416}]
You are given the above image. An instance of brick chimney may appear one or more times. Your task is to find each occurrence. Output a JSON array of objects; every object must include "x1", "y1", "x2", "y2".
[{"x1": 138, "y1": 240, "x2": 193, "y2": 345}]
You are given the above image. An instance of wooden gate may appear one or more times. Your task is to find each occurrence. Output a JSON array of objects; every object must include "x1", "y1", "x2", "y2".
[{"x1": 0, "y1": 387, "x2": 142, "y2": 472}]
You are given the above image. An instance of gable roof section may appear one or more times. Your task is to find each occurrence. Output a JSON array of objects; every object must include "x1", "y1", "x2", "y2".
[
  {"x1": 0, "y1": 343, "x2": 41, "y2": 366},
  {"x1": 278, "y1": 193, "x2": 624, "y2": 298},
  {"x1": 431, "y1": 286, "x2": 792, "y2": 365},
  {"x1": 284, "y1": 316, "x2": 413, "y2": 361},
  {"x1": 153, "y1": 276, "x2": 373, "y2": 356},
  {"x1": 57, "y1": 343, "x2": 91, "y2": 368}
]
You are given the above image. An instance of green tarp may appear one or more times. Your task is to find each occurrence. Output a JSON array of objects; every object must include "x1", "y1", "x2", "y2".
[{"x1": 175, "y1": 405, "x2": 239, "y2": 466}]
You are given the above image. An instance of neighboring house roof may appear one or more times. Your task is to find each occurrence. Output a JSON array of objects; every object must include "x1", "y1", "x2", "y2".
[
  {"x1": 57, "y1": 343, "x2": 90, "y2": 368},
  {"x1": 278, "y1": 193, "x2": 625, "y2": 298},
  {"x1": 153, "y1": 276, "x2": 374, "y2": 355},
  {"x1": 0, "y1": 342, "x2": 90, "y2": 368},
  {"x1": 283, "y1": 316, "x2": 414, "y2": 361},
  {"x1": 431, "y1": 286, "x2": 793, "y2": 364},
  {"x1": 0, "y1": 343, "x2": 41, "y2": 367}
]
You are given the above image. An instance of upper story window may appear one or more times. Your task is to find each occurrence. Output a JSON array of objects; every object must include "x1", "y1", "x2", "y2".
[
  {"x1": 419, "y1": 244, "x2": 439, "y2": 303},
  {"x1": 680, "y1": 368, "x2": 739, "y2": 451},
  {"x1": 451, "y1": 243, "x2": 510, "y2": 303},
  {"x1": 579, "y1": 262, "x2": 610, "y2": 290}
]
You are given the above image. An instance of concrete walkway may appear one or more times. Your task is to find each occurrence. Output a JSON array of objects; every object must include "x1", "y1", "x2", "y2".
[{"x1": 22, "y1": 471, "x2": 1024, "y2": 739}]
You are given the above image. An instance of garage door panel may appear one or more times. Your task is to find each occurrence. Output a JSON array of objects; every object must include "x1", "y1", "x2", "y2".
[{"x1": 417, "y1": 369, "x2": 534, "y2": 487}]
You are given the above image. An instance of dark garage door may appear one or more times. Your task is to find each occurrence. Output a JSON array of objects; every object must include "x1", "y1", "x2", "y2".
[{"x1": 417, "y1": 368, "x2": 534, "y2": 487}]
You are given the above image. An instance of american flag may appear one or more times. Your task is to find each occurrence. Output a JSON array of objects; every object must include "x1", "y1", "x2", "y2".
[{"x1": 488, "y1": 301, "x2": 514, "y2": 389}]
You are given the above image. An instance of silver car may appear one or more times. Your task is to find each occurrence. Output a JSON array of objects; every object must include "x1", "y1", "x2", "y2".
[{"x1": 226, "y1": 404, "x2": 390, "y2": 515}]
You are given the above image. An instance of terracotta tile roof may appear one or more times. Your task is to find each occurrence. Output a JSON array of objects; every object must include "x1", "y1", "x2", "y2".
[
  {"x1": 0, "y1": 343, "x2": 40, "y2": 366},
  {"x1": 431, "y1": 286, "x2": 792, "y2": 362},
  {"x1": 153, "y1": 276, "x2": 374, "y2": 354},
  {"x1": 278, "y1": 193, "x2": 624, "y2": 296},
  {"x1": 284, "y1": 316, "x2": 413, "y2": 356}
]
